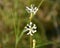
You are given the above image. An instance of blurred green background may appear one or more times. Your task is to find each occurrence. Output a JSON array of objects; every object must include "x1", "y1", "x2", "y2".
[{"x1": 0, "y1": 0, "x2": 60, "y2": 48}]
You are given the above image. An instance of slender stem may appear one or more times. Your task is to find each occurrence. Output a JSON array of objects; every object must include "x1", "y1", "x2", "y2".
[
  {"x1": 29, "y1": 0, "x2": 44, "y2": 48},
  {"x1": 16, "y1": 31, "x2": 24, "y2": 46},
  {"x1": 13, "y1": 0, "x2": 19, "y2": 48},
  {"x1": 38, "y1": 0, "x2": 47, "y2": 41},
  {"x1": 12, "y1": 11, "x2": 17, "y2": 48},
  {"x1": 38, "y1": 0, "x2": 44, "y2": 9},
  {"x1": 36, "y1": 41, "x2": 54, "y2": 48},
  {"x1": 29, "y1": 13, "x2": 33, "y2": 22},
  {"x1": 29, "y1": 13, "x2": 33, "y2": 48},
  {"x1": 30, "y1": 35, "x2": 32, "y2": 48},
  {"x1": 33, "y1": 39, "x2": 36, "y2": 48}
]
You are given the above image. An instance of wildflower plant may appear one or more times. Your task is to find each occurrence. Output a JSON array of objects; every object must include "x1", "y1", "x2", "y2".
[
  {"x1": 1, "y1": 0, "x2": 60, "y2": 48},
  {"x1": 23, "y1": 22, "x2": 37, "y2": 36},
  {"x1": 24, "y1": 4, "x2": 38, "y2": 48},
  {"x1": 14, "y1": 0, "x2": 45, "y2": 48},
  {"x1": 26, "y1": 4, "x2": 38, "y2": 15}
]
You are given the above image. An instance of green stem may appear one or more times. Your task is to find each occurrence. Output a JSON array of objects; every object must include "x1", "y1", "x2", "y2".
[
  {"x1": 16, "y1": 31, "x2": 25, "y2": 46},
  {"x1": 13, "y1": 0, "x2": 19, "y2": 48},
  {"x1": 30, "y1": 35, "x2": 32, "y2": 48},
  {"x1": 29, "y1": 13, "x2": 33, "y2": 48},
  {"x1": 13, "y1": 12, "x2": 17, "y2": 48},
  {"x1": 36, "y1": 41, "x2": 54, "y2": 48},
  {"x1": 29, "y1": 13, "x2": 33, "y2": 22},
  {"x1": 29, "y1": 1, "x2": 44, "y2": 47},
  {"x1": 38, "y1": 0, "x2": 44, "y2": 9}
]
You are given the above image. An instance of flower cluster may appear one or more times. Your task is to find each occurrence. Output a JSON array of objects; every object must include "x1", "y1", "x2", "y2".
[
  {"x1": 26, "y1": 4, "x2": 38, "y2": 14},
  {"x1": 23, "y1": 22, "x2": 37, "y2": 36}
]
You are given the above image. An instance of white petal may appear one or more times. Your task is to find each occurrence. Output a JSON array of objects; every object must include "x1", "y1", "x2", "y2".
[
  {"x1": 30, "y1": 22, "x2": 32, "y2": 26},
  {"x1": 27, "y1": 24, "x2": 29, "y2": 26},
  {"x1": 26, "y1": 6, "x2": 31, "y2": 10},
  {"x1": 24, "y1": 27, "x2": 30, "y2": 32},
  {"x1": 34, "y1": 7, "x2": 37, "y2": 10},
  {"x1": 32, "y1": 26, "x2": 37, "y2": 29},
  {"x1": 32, "y1": 30, "x2": 37, "y2": 33},
  {"x1": 34, "y1": 8, "x2": 38, "y2": 14},
  {"x1": 27, "y1": 24, "x2": 31, "y2": 28},
  {"x1": 26, "y1": 7, "x2": 31, "y2": 13},
  {"x1": 32, "y1": 24, "x2": 37, "y2": 29},
  {"x1": 25, "y1": 26, "x2": 27, "y2": 29},
  {"x1": 34, "y1": 27, "x2": 37, "y2": 29},
  {"x1": 26, "y1": 9, "x2": 30, "y2": 13},
  {"x1": 27, "y1": 31, "x2": 33, "y2": 36},
  {"x1": 29, "y1": 31, "x2": 33, "y2": 36},
  {"x1": 27, "y1": 32, "x2": 30, "y2": 35},
  {"x1": 34, "y1": 24, "x2": 36, "y2": 26}
]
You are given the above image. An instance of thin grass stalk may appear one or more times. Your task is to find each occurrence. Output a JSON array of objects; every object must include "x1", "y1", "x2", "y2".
[
  {"x1": 38, "y1": 0, "x2": 44, "y2": 9},
  {"x1": 13, "y1": 0, "x2": 19, "y2": 48}
]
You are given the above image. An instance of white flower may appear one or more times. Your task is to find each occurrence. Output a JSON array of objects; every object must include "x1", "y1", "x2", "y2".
[
  {"x1": 26, "y1": 4, "x2": 38, "y2": 14},
  {"x1": 23, "y1": 22, "x2": 37, "y2": 36}
]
